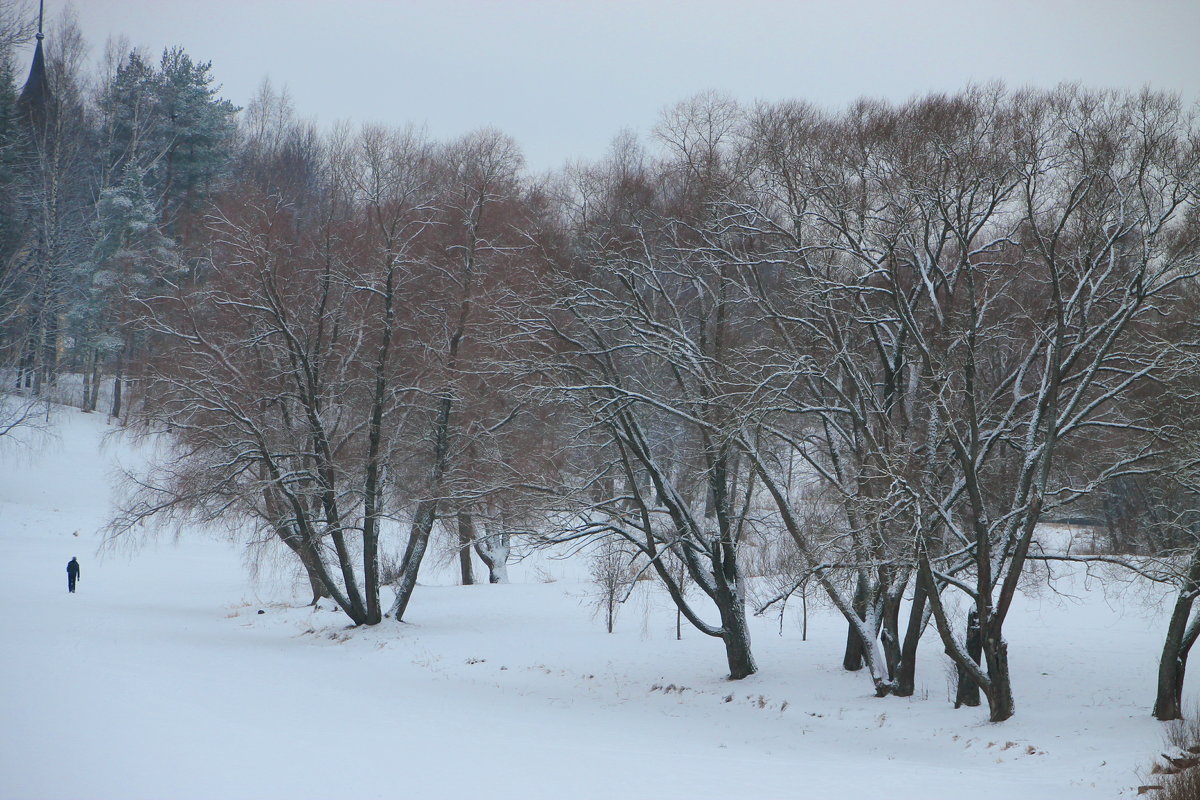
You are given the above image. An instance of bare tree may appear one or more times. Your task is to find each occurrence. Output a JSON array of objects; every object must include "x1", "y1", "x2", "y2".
[
  {"x1": 735, "y1": 86, "x2": 1200, "y2": 718},
  {"x1": 111, "y1": 126, "x2": 442, "y2": 624},
  {"x1": 386, "y1": 128, "x2": 535, "y2": 620},
  {"x1": 589, "y1": 534, "x2": 637, "y2": 633},
  {"x1": 530, "y1": 100, "x2": 765, "y2": 679}
]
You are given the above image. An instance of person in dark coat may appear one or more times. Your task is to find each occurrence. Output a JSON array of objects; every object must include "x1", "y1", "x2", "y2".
[{"x1": 67, "y1": 557, "x2": 80, "y2": 593}]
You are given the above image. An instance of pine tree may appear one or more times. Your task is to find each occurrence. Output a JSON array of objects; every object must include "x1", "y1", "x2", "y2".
[{"x1": 152, "y1": 48, "x2": 237, "y2": 241}]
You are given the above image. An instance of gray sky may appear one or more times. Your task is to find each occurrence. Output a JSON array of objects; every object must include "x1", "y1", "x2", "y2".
[{"x1": 26, "y1": 0, "x2": 1200, "y2": 172}]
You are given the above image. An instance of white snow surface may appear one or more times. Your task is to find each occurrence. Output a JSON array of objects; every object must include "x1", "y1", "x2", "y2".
[{"x1": 0, "y1": 409, "x2": 1175, "y2": 799}]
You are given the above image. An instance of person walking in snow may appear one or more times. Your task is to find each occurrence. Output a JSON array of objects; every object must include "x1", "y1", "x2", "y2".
[{"x1": 67, "y1": 557, "x2": 80, "y2": 593}]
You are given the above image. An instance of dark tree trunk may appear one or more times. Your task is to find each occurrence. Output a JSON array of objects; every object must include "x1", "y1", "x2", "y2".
[
  {"x1": 263, "y1": 483, "x2": 332, "y2": 608},
  {"x1": 110, "y1": 352, "x2": 124, "y2": 419},
  {"x1": 457, "y1": 511, "x2": 476, "y2": 586},
  {"x1": 389, "y1": 498, "x2": 437, "y2": 621},
  {"x1": 717, "y1": 592, "x2": 756, "y2": 680},
  {"x1": 474, "y1": 542, "x2": 499, "y2": 583},
  {"x1": 88, "y1": 357, "x2": 101, "y2": 412},
  {"x1": 1154, "y1": 592, "x2": 1198, "y2": 721},
  {"x1": 294, "y1": 540, "x2": 333, "y2": 606},
  {"x1": 81, "y1": 351, "x2": 93, "y2": 411},
  {"x1": 1154, "y1": 553, "x2": 1200, "y2": 721},
  {"x1": 880, "y1": 584, "x2": 903, "y2": 681},
  {"x1": 303, "y1": 562, "x2": 331, "y2": 606},
  {"x1": 274, "y1": 525, "x2": 336, "y2": 607},
  {"x1": 954, "y1": 609, "x2": 983, "y2": 708},
  {"x1": 894, "y1": 577, "x2": 929, "y2": 697},
  {"x1": 843, "y1": 573, "x2": 870, "y2": 671},
  {"x1": 981, "y1": 625, "x2": 1015, "y2": 722}
]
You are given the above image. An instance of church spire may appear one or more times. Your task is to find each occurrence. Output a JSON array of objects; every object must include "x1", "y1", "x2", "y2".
[{"x1": 18, "y1": 0, "x2": 48, "y2": 116}]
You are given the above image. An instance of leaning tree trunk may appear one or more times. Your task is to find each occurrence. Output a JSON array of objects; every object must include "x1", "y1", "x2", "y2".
[
  {"x1": 1154, "y1": 552, "x2": 1200, "y2": 721},
  {"x1": 1154, "y1": 590, "x2": 1200, "y2": 721},
  {"x1": 389, "y1": 499, "x2": 437, "y2": 621},
  {"x1": 389, "y1": 383, "x2": 455, "y2": 621},
  {"x1": 296, "y1": 538, "x2": 333, "y2": 606},
  {"x1": 262, "y1": 485, "x2": 332, "y2": 606},
  {"x1": 272, "y1": 523, "x2": 333, "y2": 606}
]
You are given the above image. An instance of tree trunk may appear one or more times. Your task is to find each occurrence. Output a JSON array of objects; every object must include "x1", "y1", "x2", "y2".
[
  {"x1": 303, "y1": 563, "x2": 331, "y2": 606},
  {"x1": 894, "y1": 578, "x2": 929, "y2": 697},
  {"x1": 981, "y1": 625, "x2": 1015, "y2": 722},
  {"x1": 81, "y1": 351, "x2": 93, "y2": 412},
  {"x1": 389, "y1": 499, "x2": 437, "y2": 621},
  {"x1": 281, "y1": 534, "x2": 332, "y2": 606},
  {"x1": 473, "y1": 529, "x2": 510, "y2": 584},
  {"x1": 717, "y1": 590, "x2": 756, "y2": 680},
  {"x1": 1154, "y1": 592, "x2": 1197, "y2": 721},
  {"x1": 263, "y1": 481, "x2": 334, "y2": 608},
  {"x1": 111, "y1": 351, "x2": 124, "y2": 419},
  {"x1": 843, "y1": 573, "x2": 870, "y2": 671},
  {"x1": 880, "y1": 585, "x2": 903, "y2": 681},
  {"x1": 457, "y1": 511, "x2": 476, "y2": 586},
  {"x1": 88, "y1": 358, "x2": 101, "y2": 412},
  {"x1": 487, "y1": 557, "x2": 509, "y2": 584},
  {"x1": 954, "y1": 608, "x2": 983, "y2": 708}
]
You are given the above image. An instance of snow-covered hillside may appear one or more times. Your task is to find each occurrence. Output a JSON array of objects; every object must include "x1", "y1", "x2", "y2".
[{"x1": 0, "y1": 409, "x2": 1177, "y2": 799}]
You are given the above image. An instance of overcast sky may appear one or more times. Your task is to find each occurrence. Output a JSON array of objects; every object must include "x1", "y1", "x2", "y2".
[{"x1": 24, "y1": 0, "x2": 1200, "y2": 172}]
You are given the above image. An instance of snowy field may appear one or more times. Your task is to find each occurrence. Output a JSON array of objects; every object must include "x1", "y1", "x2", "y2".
[{"x1": 0, "y1": 408, "x2": 1178, "y2": 799}]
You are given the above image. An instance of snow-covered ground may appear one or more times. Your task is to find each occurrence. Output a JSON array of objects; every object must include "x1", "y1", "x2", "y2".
[{"x1": 0, "y1": 409, "x2": 1177, "y2": 799}]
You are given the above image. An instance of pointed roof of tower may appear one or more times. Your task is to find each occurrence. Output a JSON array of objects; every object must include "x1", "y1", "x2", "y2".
[{"x1": 17, "y1": 1, "x2": 48, "y2": 115}]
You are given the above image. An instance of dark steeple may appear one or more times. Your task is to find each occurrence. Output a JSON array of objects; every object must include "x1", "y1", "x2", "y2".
[{"x1": 17, "y1": 0, "x2": 48, "y2": 116}]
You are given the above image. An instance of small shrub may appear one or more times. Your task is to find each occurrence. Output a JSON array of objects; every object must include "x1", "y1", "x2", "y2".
[
  {"x1": 1158, "y1": 766, "x2": 1200, "y2": 799},
  {"x1": 1144, "y1": 704, "x2": 1200, "y2": 798}
]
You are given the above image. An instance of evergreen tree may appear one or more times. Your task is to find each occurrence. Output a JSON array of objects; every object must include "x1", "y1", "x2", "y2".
[
  {"x1": 100, "y1": 47, "x2": 237, "y2": 243},
  {"x1": 74, "y1": 163, "x2": 174, "y2": 415},
  {"x1": 98, "y1": 50, "x2": 159, "y2": 187},
  {"x1": 152, "y1": 47, "x2": 237, "y2": 241},
  {"x1": 0, "y1": 48, "x2": 21, "y2": 264}
]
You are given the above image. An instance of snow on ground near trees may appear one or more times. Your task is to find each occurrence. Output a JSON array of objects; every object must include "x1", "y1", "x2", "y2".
[{"x1": 0, "y1": 409, "x2": 1174, "y2": 799}]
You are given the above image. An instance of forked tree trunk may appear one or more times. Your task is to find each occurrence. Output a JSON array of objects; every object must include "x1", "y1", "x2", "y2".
[
  {"x1": 474, "y1": 524, "x2": 510, "y2": 584},
  {"x1": 389, "y1": 499, "x2": 437, "y2": 621},
  {"x1": 1154, "y1": 590, "x2": 1200, "y2": 721},
  {"x1": 843, "y1": 573, "x2": 871, "y2": 671}
]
